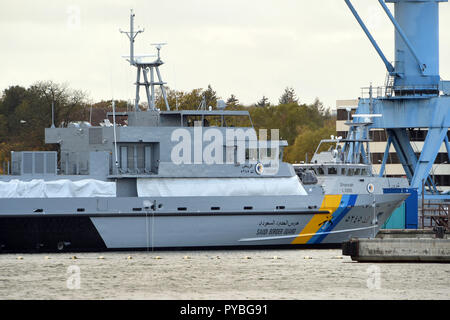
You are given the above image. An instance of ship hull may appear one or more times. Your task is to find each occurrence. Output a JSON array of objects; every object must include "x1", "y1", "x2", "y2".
[{"x1": 0, "y1": 193, "x2": 408, "y2": 253}]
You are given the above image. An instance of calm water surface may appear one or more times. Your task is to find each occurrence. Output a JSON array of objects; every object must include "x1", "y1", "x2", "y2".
[{"x1": 0, "y1": 249, "x2": 449, "y2": 299}]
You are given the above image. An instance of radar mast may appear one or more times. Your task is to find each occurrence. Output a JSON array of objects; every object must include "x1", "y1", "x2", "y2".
[{"x1": 120, "y1": 10, "x2": 170, "y2": 111}]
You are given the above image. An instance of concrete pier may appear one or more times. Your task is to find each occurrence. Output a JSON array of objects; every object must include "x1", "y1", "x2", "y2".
[
  {"x1": 342, "y1": 238, "x2": 450, "y2": 262},
  {"x1": 376, "y1": 229, "x2": 447, "y2": 239}
]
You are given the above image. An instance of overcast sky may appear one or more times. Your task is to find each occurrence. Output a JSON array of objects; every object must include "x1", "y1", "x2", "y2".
[{"x1": 1, "y1": 0, "x2": 450, "y2": 109}]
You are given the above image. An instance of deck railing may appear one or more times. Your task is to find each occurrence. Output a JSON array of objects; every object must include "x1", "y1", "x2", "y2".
[{"x1": 361, "y1": 85, "x2": 440, "y2": 99}]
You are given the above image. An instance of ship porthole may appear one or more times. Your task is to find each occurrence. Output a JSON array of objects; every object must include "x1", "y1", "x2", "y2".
[
  {"x1": 367, "y1": 183, "x2": 375, "y2": 193},
  {"x1": 255, "y1": 163, "x2": 264, "y2": 175},
  {"x1": 57, "y1": 241, "x2": 65, "y2": 251}
]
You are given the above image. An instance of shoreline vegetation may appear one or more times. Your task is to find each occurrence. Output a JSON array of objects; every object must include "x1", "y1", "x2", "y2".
[{"x1": 0, "y1": 81, "x2": 336, "y2": 173}]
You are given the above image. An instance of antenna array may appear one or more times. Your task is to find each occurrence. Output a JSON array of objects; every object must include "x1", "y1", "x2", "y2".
[{"x1": 120, "y1": 10, "x2": 170, "y2": 111}]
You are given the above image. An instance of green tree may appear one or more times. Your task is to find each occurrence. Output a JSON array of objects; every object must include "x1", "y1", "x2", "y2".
[
  {"x1": 0, "y1": 85, "x2": 27, "y2": 136},
  {"x1": 256, "y1": 96, "x2": 270, "y2": 107},
  {"x1": 0, "y1": 115, "x2": 7, "y2": 137},
  {"x1": 226, "y1": 94, "x2": 239, "y2": 108},
  {"x1": 204, "y1": 84, "x2": 218, "y2": 108},
  {"x1": 279, "y1": 87, "x2": 298, "y2": 105}
]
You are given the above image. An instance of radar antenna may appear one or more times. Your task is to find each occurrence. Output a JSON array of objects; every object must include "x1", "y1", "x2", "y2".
[{"x1": 151, "y1": 43, "x2": 167, "y2": 61}]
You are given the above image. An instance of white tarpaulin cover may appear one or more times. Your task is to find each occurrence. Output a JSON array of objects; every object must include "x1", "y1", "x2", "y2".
[
  {"x1": 137, "y1": 176, "x2": 307, "y2": 197},
  {"x1": 0, "y1": 179, "x2": 116, "y2": 198}
]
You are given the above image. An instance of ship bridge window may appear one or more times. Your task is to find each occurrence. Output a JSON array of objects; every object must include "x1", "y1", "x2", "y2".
[
  {"x1": 245, "y1": 148, "x2": 258, "y2": 161},
  {"x1": 317, "y1": 167, "x2": 325, "y2": 175},
  {"x1": 203, "y1": 116, "x2": 222, "y2": 127},
  {"x1": 347, "y1": 169, "x2": 355, "y2": 176},
  {"x1": 12, "y1": 151, "x2": 58, "y2": 176},
  {"x1": 118, "y1": 143, "x2": 158, "y2": 175},
  {"x1": 328, "y1": 167, "x2": 337, "y2": 175},
  {"x1": 185, "y1": 116, "x2": 202, "y2": 127}
]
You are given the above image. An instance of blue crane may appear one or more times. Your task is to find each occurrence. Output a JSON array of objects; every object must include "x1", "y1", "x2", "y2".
[{"x1": 344, "y1": 0, "x2": 450, "y2": 199}]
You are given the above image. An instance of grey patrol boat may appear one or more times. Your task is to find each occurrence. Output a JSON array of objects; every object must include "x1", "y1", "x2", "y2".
[
  {"x1": 294, "y1": 114, "x2": 409, "y2": 197},
  {"x1": 0, "y1": 12, "x2": 409, "y2": 253}
]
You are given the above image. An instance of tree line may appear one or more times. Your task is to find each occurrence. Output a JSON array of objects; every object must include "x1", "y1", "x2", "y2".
[{"x1": 0, "y1": 81, "x2": 336, "y2": 172}]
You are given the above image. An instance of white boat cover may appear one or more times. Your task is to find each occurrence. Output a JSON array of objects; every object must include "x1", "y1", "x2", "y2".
[
  {"x1": 137, "y1": 176, "x2": 307, "y2": 197},
  {"x1": 0, "y1": 179, "x2": 116, "y2": 198}
]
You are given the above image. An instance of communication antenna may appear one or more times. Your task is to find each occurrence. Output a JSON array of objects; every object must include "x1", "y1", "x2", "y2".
[
  {"x1": 112, "y1": 100, "x2": 119, "y2": 169},
  {"x1": 119, "y1": 9, "x2": 144, "y2": 66},
  {"x1": 51, "y1": 100, "x2": 55, "y2": 128}
]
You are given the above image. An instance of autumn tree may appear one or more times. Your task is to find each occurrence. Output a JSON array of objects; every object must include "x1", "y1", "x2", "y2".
[{"x1": 283, "y1": 119, "x2": 337, "y2": 163}]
